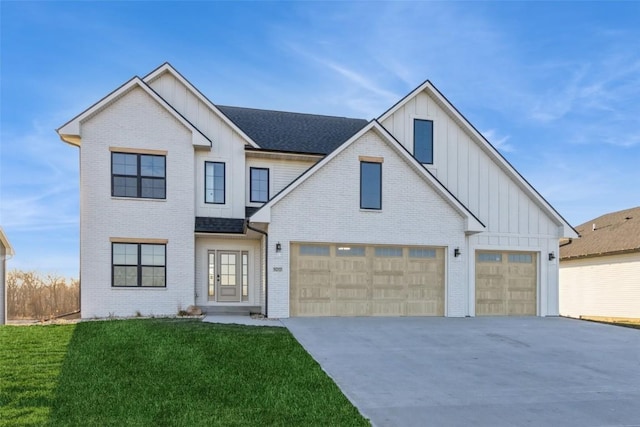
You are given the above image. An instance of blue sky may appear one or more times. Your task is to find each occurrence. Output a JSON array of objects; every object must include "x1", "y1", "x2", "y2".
[{"x1": 1, "y1": 1, "x2": 639, "y2": 278}]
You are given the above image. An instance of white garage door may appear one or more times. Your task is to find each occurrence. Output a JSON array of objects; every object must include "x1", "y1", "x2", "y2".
[
  {"x1": 475, "y1": 251, "x2": 537, "y2": 315},
  {"x1": 290, "y1": 243, "x2": 445, "y2": 317}
]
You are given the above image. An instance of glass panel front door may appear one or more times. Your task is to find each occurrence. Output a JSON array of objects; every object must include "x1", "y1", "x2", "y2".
[{"x1": 217, "y1": 251, "x2": 241, "y2": 302}]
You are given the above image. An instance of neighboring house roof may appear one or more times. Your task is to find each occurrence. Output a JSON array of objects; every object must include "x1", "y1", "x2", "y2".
[
  {"x1": 560, "y1": 206, "x2": 640, "y2": 260},
  {"x1": 250, "y1": 120, "x2": 485, "y2": 234},
  {"x1": 217, "y1": 106, "x2": 369, "y2": 155},
  {"x1": 57, "y1": 77, "x2": 211, "y2": 148},
  {"x1": 195, "y1": 217, "x2": 246, "y2": 234},
  {"x1": 0, "y1": 227, "x2": 14, "y2": 257},
  {"x1": 379, "y1": 80, "x2": 578, "y2": 239}
]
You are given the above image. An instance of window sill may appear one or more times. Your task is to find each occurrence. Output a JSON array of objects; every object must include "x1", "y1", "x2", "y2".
[
  {"x1": 360, "y1": 209, "x2": 382, "y2": 213},
  {"x1": 111, "y1": 197, "x2": 167, "y2": 202},
  {"x1": 111, "y1": 287, "x2": 167, "y2": 290}
]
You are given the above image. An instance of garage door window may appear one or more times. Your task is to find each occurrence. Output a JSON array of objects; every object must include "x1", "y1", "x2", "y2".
[
  {"x1": 409, "y1": 248, "x2": 436, "y2": 258},
  {"x1": 477, "y1": 252, "x2": 502, "y2": 262},
  {"x1": 299, "y1": 245, "x2": 330, "y2": 256},
  {"x1": 508, "y1": 253, "x2": 533, "y2": 263},
  {"x1": 375, "y1": 247, "x2": 403, "y2": 257},
  {"x1": 336, "y1": 246, "x2": 365, "y2": 256}
]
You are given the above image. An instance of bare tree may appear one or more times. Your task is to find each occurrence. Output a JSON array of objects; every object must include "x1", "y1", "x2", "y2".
[{"x1": 6, "y1": 270, "x2": 79, "y2": 320}]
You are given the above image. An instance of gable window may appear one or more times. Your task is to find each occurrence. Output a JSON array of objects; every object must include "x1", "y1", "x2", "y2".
[
  {"x1": 414, "y1": 119, "x2": 433, "y2": 164},
  {"x1": 112, "y1": 242, "x2": 166, "y2": 287},
  {"x1": 360, "y1": 161, "x2": 382, "y2": 210},
  {"x1": 112, "y1": 152, "x2": 166, "y2": 199},
  {"x1": 250, "y1": 167, "x2": 269, "y2": 203},
  {"x1": 205, "y1": 162, "x2": 225, "y2": 204}
]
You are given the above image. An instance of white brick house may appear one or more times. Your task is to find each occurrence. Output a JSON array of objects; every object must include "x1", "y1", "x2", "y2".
[{"x1": 58, "y1": 63, "x2": 577, "y2": 319}]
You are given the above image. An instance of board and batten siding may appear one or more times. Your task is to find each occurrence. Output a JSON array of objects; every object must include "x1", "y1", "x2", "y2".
[
  {"x1": 380, "y1": 91, "x2": 560, "y2": 238},
  {"x1": 381, "y1": 89, "x2": 563, "y2": 316},
  {"x1": 149, "y1": 72, "x2": 249, "y2": 219},
  {"x1": 560, "y1": 253, "x2": 640, "y2": 319},
  {"x1": 245, "y1": 158, "x2": 316, "y2": 207}
]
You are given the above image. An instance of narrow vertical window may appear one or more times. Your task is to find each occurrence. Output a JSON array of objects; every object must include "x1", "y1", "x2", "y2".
[
  {"x1": 242, "y1": 251, "x2": 248, "y2": 301},
  {"x1": 208, "y1": 251, "x2": 215, "y2": 300},
  {"x1": 414, "y1": 119, "x2": 433, "y2": 164},
  {"x1": 360, "y1": 161, "x2": 382, "y2": 210},
  {"x1": 250, "y1": 167, "x2": 269, "y2": 203},
  {"x1": 205, "y1": 162, "x2": 225, "y2": 204}
]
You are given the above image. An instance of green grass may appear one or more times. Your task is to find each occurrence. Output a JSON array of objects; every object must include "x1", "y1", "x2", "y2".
[{"x1": 0, "y1": 319, "x2": 369, "y2": 426}]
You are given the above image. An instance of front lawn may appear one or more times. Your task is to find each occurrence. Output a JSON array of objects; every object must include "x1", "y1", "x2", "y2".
[{"x1": 0, "y1": 319, "x2": 369, "y2": 426}]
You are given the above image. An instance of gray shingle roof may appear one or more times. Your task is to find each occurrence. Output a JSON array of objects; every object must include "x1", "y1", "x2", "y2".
[
  {"x1": 217, "y1": 105, "x2": 368, "y2": 155},
  {"x1": 195, "y1": 217, "x2": 245, "y2": 234},
  {"x1": 560, "y1": 206, "x2": 640, "y2": 260}
]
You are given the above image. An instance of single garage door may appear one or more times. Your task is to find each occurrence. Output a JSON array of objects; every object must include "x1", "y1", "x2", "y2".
[
  {"x1": 475, "y1": 251, "x2": 537, "y2": 315},
  {"x1": 290, "y1": 243, "x2": 445, "y2": 317}
]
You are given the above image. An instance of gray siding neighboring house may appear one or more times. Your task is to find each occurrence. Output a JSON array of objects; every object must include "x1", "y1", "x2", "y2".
[
  {"x1": 0, "y1": 227, "x2": 14, "y2": 325},
  {"x1": 560, "y1": 206, "x2": 640, "y2": 319}
]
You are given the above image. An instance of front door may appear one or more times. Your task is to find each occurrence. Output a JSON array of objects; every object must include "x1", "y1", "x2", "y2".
[{"x1": 217, "y1": 251, "x2": 241, "y2": 302}]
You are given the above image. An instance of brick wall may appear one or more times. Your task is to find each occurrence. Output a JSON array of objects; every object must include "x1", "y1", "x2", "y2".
[{"x1": 80, "y1": 87, "x2": 196, "y2": 318}]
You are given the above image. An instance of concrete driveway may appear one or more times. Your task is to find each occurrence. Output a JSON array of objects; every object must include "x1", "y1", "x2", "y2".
[{"x1": 282, "y1": 317, "x2": 640, "y2": 427}]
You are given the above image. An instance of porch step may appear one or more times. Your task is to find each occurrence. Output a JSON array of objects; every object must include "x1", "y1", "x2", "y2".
[{"x1": 198, "y1": 305, "x2": 262, "y2": 316}]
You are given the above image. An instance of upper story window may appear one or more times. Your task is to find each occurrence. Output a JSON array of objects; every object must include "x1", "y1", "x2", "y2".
[
  {"x1": 112, "y1": 242, "x2": 166, "y2": 287},
  {"x1": 205, "y1": 162, "x2": 225, "y2": 204},
  {"x1": 112, "y1": 152, "x2": 166, "y2": 199},
  {"x1": 250, "y1": 167, "x2": 269, "y2": 203},
  {"x1": 413, "y1": 119, "x2": 433, "y2": 164},
  {"x1": 360, "y1": 160, "x2": 382, "y2": 210}
]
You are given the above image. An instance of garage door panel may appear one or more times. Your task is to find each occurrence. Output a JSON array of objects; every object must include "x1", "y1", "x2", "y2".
[
  {"x1": 291, "y1": 243, "x2": 445, "y2": 317},
  {"x1": 476, "y1": 251, "x2": 537, "y2": 316},
  {"x1": 372, "y1": 284, "x2": 405, "y2": 299},
  {"x1": 371, "y1": 301, "x2": 405, "y2": 316},
  {"x1": 335, "y1": 301, "x2": 370, "y2": 316},
  {"x1": 335, "y1": 285, "x2": 369, "y2": 300}
]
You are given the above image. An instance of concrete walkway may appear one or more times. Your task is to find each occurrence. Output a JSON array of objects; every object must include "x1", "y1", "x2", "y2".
[
  {"x1": 203, "y1": 315, "x2": 284, "y2": 327},
  {"x1": 282, "y1": 317, "x2": 640, "y2": 427}
]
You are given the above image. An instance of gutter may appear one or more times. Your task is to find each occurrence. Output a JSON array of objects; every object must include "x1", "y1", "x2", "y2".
[
  {"x1": 245, "y1": 220, "x2": 269, "y2": 318},
  {"x1": 559, "y1": 238, "x2": 573, "y2": 248}
]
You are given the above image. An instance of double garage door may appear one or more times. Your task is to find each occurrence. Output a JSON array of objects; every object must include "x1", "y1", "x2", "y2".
[
  {"x1": 475, "y1": 251, "x2": 537, "y2": 315},
  {"x1": 290, "y1": 243, "x2": 445, "y2": 317}
]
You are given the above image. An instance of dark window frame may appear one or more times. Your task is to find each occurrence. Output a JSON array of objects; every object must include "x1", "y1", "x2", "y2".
[
  {"x1": 249, "y1": 167, "x2": 270, "y2": 203},
  {"x1": 111, "y1": 242, "x2": 167, "y2": 288},
  {"x1": 204, "y1": 161, "x2": 226, "y2": 204},
  {"x1": 413, "y1": 119, "x2": 434, "y2": 164},
  {"x1": 111, "y1": 152, "x2": 166, "y2": 199},
  {"x1": 360, "y1": 161, "x2": 382, "y2": 210}
]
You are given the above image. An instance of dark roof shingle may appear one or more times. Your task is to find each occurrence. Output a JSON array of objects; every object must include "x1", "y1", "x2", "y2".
[
  {"x1": 195, "y1": 217, "x2": 245, "y2": 234},
  {"x1": 217, "y1": 105, "x2": 368, "y2": 155},
  {"x1": 560, "y1": 206, "x2": 640, "y2": 260}
]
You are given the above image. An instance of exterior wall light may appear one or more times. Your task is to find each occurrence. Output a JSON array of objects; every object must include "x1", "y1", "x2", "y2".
[
  {"x1": 275, "y1": 242, "x2": 282, "y2": 253},
  {"x1": 454, "y1": 247, "x2": 461, "y2": 257},
  {"x1": 548, "y1": 252, "x2": 556, "y2": 261}
]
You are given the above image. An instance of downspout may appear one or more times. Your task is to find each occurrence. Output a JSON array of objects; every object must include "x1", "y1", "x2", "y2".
[
  {"x1": 559, "y1": 238, "x2": 573, "y2": 248},
  {"x1": 245, "y1": 220, "x2": 268, "y2": 318}
]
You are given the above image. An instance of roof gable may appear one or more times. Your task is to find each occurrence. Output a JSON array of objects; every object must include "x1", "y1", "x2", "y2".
[
  {"x1": 561, "y1": 206, "x2": 640, "y2": 260},
  {"x1": 379, "y1": 80, "x2": 578, "y2": 239},
  {"x1": 143, "y1": 63, "x2": 260, "y2": 149},
  {"x1": 0, "y1": 227, "x2": 14, "y2": 257},
  {"x1": 57, "y1": 76, "x2": 211, "y2": 148},
  {"x1": 250, "y1": 120, "x2": 485, "y2": 234},
  {"x1": 217, "y1": 105, "x2": 368, "y2": 155}
]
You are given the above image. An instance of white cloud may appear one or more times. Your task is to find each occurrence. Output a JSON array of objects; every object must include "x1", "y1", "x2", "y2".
[{"x1": 481, "y1": 129, "x2": 514, "y2": 153}]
